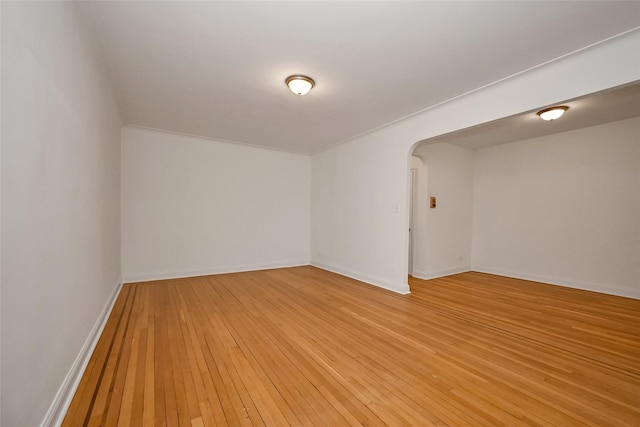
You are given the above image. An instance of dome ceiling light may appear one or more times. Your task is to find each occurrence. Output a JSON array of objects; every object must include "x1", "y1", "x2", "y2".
[
  {"x1": 286, "y1": 75, "x2": 315, "y2": 96},
  {"x1": 537, "y1": 106, "x2": 569, "y2": 121}
]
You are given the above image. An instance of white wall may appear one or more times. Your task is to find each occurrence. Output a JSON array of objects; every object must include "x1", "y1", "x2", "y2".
[
  {"x1": 412, "y1": 142, "x2": 473, "y2": 279},
  {"x1": 311, "y1": 134, "x2": 412, "y2": 293},
  {"x1": 1, "y1": 3, "x2": 123, "y2": 426},
  {"x1": 121, "y1": 127, "x2": 310, "y2": 282},
  {"x1": 472, "y1": 117, "x2": 640, "y2": 299},
  {"x1": 311, "y1": 30, "x2": 640, "y2": 294}
]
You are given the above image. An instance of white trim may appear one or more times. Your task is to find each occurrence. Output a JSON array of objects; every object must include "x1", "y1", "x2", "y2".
[
  {"x1": 411, "y1": 267, "x2": 471, "y2": 281},
  {"x1": 40, "y1": 279, "x2": 124, "y2": 427},
  {"x1": 312, "y1": 262, "x2": 411, "y2": 295},
  {"x1": 123, "y1": 260, "x2": 310, "y2": 283},
  {"x1": 472, "y1": 266, "x2": 640, "y2": 300}
]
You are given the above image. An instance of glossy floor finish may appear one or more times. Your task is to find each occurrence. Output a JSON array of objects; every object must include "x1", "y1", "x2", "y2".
[{"x1": 63, "y1": 267, "x2": 640, "y2": 426}]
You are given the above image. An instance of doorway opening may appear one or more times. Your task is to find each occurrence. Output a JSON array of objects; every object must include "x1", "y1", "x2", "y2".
[
  {"x1": 408, "y1": 167, "x2": 416, "y2": 276},
  {"x1": 408, "y1": 155, "x2": 426, "y2": 278}
]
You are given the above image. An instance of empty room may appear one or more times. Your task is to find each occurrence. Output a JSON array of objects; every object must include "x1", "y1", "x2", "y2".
[{"x1": 1, "y1": 2, "x2": 639, "y2": 426}]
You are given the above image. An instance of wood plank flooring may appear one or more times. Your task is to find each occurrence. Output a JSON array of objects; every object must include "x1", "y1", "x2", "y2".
[{"x1": 63, "y1": 267, "x2": 640, "y2": 426}]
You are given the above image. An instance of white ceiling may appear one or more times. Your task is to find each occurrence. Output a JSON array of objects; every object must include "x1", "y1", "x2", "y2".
[
  {"x1": 84, "y1": 1, "x2": 640, "y2": 154},
  {"x1": 435, "y1": 81, "x2": 640, "y2": 150}
]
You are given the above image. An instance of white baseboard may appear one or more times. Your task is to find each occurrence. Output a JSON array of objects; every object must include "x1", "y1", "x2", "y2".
[
  {"x1": 411, "y1": 266, "x2": 471, "y2": 281},
  {"x1": 123, "y1": 259, "x2": 310, "y2": 283},
  {"x1": 311, "y1": 261, "x2": 411, "y2": 295},
  {"x1": 472, "y1": 265, "x2": 640, "y2": 300},
  {"x1": 40, "y1": 279, "x2": 124, "y2": 427}
]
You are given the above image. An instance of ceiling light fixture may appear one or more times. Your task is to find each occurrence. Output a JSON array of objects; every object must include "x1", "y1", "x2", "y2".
[
  {"x1": 286, "y1": 75, "x2": 315, "y2": 96},
  {"x1": 537, "y1": 106, "x2": 569, "y2": 121}
]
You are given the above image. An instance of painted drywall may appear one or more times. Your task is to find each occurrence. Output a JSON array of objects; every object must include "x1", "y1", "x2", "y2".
[
  {"x1": 1, "y1": 3, "x2": 123, "y2": 426},
  {"x1": 311, "y1": 30, "x2": 640, "y2": 294},
  {"x1": 121, "y1": 127, "x2": 310, "y2": 282},
  {"x1": 472, "y1": 117, "x2": 640, "y2": 299},
  {"x1": 311, "y1": 133, "x2": 412, "y2": 293},
  {"x1": 411, "y1": 143, "x2": 473, "y2": 279}
]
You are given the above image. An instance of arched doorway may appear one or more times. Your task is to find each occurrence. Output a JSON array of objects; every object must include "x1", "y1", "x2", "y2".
[{"x1": 406, "y1": 139, "x2": 474, "y2": 283}]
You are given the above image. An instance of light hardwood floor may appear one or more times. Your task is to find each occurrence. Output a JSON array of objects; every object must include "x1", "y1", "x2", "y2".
[{"x1": 63, "y1": 267, "x2": 640, "y2": 426}]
